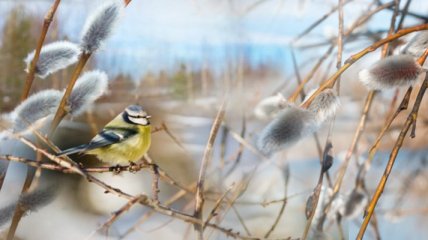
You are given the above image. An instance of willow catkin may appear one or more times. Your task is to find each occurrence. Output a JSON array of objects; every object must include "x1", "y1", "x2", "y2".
[
  {"x1": 80, "y1": 0, "x2": 123, "y2": 53},
  {"x1": 24, "y1": 41, "x2": 80, "y2": 78},
  {"x1": 257, "y1": 89, "x2": 340, "y2": 156},
  {"x1": 68, "y1": 70, "x2": 108, "y2": 116},
  {"x1": 0, "y1": 184, "x2": 58, "y2": 226},
  {"x1": 256, "y1": 105, "x2": 318, "y2": 156},
  {"x1": 307, "y1": 89, "x2": 340, "y2": 123},
  {"x1": 359, "y1": 55, "x2": 422, "y2": 90},
  {"x1": 10, "y1": 90, "x2": 62, "y2": 132}
]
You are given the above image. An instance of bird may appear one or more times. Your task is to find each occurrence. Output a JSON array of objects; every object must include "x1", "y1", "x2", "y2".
[{"x1": 57, "y1": 105, "x2": 151, "y2": 165}]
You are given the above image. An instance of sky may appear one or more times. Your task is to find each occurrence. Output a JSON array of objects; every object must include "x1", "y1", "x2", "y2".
[{"x1": 1, "y1": 0, "x2": 428, "y2": 78}]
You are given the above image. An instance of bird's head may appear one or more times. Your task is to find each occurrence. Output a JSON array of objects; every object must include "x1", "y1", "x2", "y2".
[{"x1": 122, "y1": 105, "x2": 151, "y2": 126}]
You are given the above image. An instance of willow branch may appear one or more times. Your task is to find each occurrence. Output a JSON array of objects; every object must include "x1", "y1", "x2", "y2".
[
  {"x1": 49, "y1": 52, "x2": 91, "y2": 134},
  {"x1": 13, "y1": 135, "x2": 267, "y2": 240}
]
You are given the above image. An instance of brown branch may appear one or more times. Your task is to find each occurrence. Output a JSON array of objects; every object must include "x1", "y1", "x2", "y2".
[
  {"x1": 150, "y1": 164, "x2": 160, "y2": 203},
  {"x1": 49, "y1": 52, "x2": 91, "y2": 134},
  {"x1": 161, "y1": 122, "x2": 187, "y2": 151},
  {"x1": 224, "y1": 115, "x2": 246, "y2": 177},
  {"x1": 100, "y1": 194, "x2": 145, "y2": 232},
  {"x1": 203, "y1": 185, "x2": 234, "y2": 230},
  {"x1": 337, "y1": 0, "x2": 345, "y2": 71},
  {"x1": 194, "y1": 100, "x2": 226, "y2": 239},
  {"x1": 12, "y1": 135, "x2": 265, "y2": 240},
  {"x1": 0, "y1": 152, "x2": 193, "y2": 196}
]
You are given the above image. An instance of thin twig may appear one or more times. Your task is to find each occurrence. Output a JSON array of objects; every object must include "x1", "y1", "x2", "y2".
[
  {"x1": 264, "y1": 165, "x2": 290, "y2": 238},
  {"x1": 194, "y1": 100, "x2": 227, "y2": 239},
  {"x1": 203, "y1": 185, "x2": 234, "y2": 229},
  {"x1": 224, "y1": 115, "x2": 246, "y2": 177},
  {"x1": 161, "y1": 122, "x2": 187, "y2": 151},
  {"x1": 150, "y1": 164, "x2": 160, "y2": 203},
  {"x1": 396, "y1": 0, "x2": 412, "y2": 30},
  {"x1": 302, "y1": 171, "x2": 324, "y2": 240},
  {"x1": 377, "y1": 0, "x2": 428, "y2": 21},
  {"x1": 100, "y1": 195, "x2": 145, "y2": 232},
  {"x1": 292, "y1": 0, "x2": 354, "y2": 43}
]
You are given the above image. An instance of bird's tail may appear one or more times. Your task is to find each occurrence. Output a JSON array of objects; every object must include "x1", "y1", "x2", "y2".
[{"x1": 56, "y1": 144, "x2": 88, "y2": 156}]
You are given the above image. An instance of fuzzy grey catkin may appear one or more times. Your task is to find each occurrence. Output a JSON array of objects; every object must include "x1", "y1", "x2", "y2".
[
  {"x1": 80, "y1": 1, "x2": 123, "y2": 53},
  {"x1": 11, "y1": 90, "x2": 62, "y2": 132},
  {"x1": 68, "y1": 70, "x2": 108, "y2": 116},
  {"x1": 402, "y1": 30, "x2": 428, "y2": 57},
  {"x1": 24, "y1": 41, "x2": 80, "y2": 79},
  {"x1": 359, "y1": 55, "x2": 422, "y2": 90},
  {"x1": 307, "y1": 89, "x2": 340, "y2": 123},
  {"x1": 0, "y1": 185, "x2": 57, "y2": 226},
  {"x1": 257, "y1": 105, "x2": 318, "y2": 156}
]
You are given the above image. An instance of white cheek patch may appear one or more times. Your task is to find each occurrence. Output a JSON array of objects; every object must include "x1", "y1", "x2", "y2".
[{"x1": 129, "y1": 116, "x2": 149, "y2": 125}]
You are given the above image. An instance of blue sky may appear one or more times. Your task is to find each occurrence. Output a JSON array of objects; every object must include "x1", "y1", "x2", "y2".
[{"x1": 1, "y1": 0, "x2": 428, "y2": 78}]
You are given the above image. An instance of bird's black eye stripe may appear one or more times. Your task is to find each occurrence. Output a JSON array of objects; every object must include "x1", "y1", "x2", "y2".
[{"x1": 122, "y1": 111, "x2": 133, "y2": 124}]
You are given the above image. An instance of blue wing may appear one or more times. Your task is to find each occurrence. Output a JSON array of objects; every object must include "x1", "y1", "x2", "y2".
[{"x1": 56, "y1": 127, "x2": 138, "y2": 156}]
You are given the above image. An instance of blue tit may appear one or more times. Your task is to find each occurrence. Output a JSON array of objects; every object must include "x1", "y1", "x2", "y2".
[{"x1": 57, "y1": 105, "x2": 151, "y2": 165}]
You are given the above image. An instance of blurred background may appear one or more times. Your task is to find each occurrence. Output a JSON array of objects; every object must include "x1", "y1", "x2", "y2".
[{"x1": 1, "y1": 0, "x2": 428, "y2": 239}]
